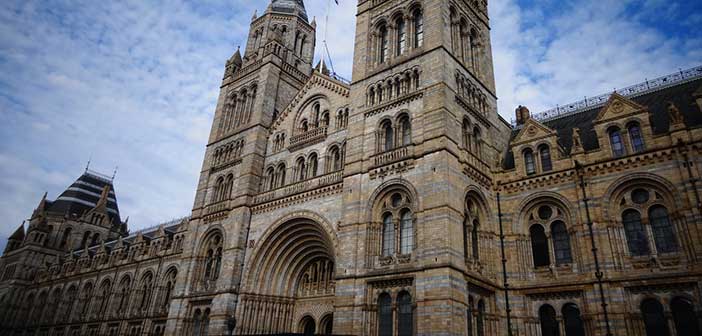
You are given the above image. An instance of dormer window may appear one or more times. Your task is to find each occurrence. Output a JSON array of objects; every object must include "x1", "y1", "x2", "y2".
[
  {"x1": 627, "y1": 122, "x2": 645, "y2": 153},
  {"x1": 524, "y1": 149, "x2": 536, "y2": 175},
  {"x1": 609, "y1": 127, "x2": 626, "y2": 157}
]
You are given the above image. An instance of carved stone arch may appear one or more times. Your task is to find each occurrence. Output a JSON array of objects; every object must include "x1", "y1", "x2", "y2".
[
  {"x1": 602, "y1": 172, "x2": 680, "y2": 220},
  {"x1": 394, "y1": 108, "x2": 411, "y2": 121},
  {"x1": 117, "y1": 272, "x2": 133, "y2": 286},
  {"x1": 389, "y1": 8, "x2": 405, "y2": 22},
  {"x1": 243, "y1": 211, "x2": 336, "y2": 297},
  {"x1": 514, "y1": 191, "x2": 576, "y2": 233},
  {"x1": 137, "y1": 268, "x2": 156, "y2": 283},
  {"x1": 366, "y1": 178, "x2": 421, "y2": 223},
  {"x1": 161, "y1": 264, "x2": 180, "y2": 280},
  {"x1": 463, "y1": 186, "x2": 492, "y2": 230},
  {"x1": 372, "y1": 17, "x2": 389, "y2": 30},
  {"x1": 624, "y1": 116, "x2": 646, "y2": 128},
  {"x1": 197, "y1": 226, "x2": 226, "y2": 253},
  {"x1": 407, "y1": 0, "x2": 422, "y2": 13}
]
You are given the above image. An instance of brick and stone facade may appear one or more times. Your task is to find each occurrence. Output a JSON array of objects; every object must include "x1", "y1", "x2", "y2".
[{"x1": 1, "y1": 0, "x2": 701, "y2": 335}]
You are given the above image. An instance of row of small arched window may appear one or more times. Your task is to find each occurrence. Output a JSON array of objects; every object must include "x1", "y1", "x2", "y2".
[
  {"x1": 220, "y1": 84, "x2": 258, "y2": 135},
  {"x1": 264, "y1": 143, "x2": 346, "y2": 191},
  {"x1": 367, "y1": 69, "x2": 421, "y2": 106},
  {"x1": 374, "y1": 8, "x2": 424, "y2": 65},
  {"x1": 462, "y1": 119, "x2": 483, "y2": 159},
  {"x1": 449, "y1": 7, "x2": 482, "y2": 74}
]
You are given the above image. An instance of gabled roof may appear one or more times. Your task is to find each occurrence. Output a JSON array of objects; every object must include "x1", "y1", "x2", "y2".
[
  {"x1": 502, "y1": 77, "x2": 702, "y2": 170},
  {"x1": 9, "y1": 224, "x2": 25, "y2": 241}
]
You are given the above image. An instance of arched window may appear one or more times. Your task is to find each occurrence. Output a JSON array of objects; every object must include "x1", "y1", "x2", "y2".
[
  {"x1": 117, "y1": 277, "x2": 131, "y2": 316},
  {"x1": 382, "y1": 213, "x2": 395, "y2": 257},
  {"x1": 63, "y1": 286, "x2": 78, "y2": 321},
  {"x1": 398, "y1": 291, "x2": 413, "y2": 336},
  {"x1": 201, "y1": 309, "x2": 211, "y2": 336},
  {"x1": 539, "y1": 145, "x2": 553, "y2": 172},
  {"x1": 379, "y1": 25, "x2": 389, "y2": 63},
  {"x1": 301, "y1": 316, "x2": 316, "y2": 336},
  {"x1": 308, "y1": 154, "x2": 319, "y2": 178},
  {"x1": 320, "y1": 314, "x2": 334, "y2": 335},
  {"x1": 671, "y1": 297, "x2": 700, "y2": 336},
  {"x1": 313, "y1": 103, "x2": 321, "y2": 126},
  {"x1": 382, "y1": 121, "x2": 394, "y2": 151},
  {"x1": 473, "y1": 127, "x2": 482, "y2": 157},
  {"x1": 400, "y1": 115, "x2": 411, "y2": 146},
  {"x1": 539, "y1": 304, "x2": 560, "y2": 336},
  {"x1": 193, "y1": 309, "x2": 202, "y2": 336},
  {"x1": 266, "y1": 167, "x2": 275, "y2": 190},
  {"x1": 396, "y1": 17, "x2": 406, "y2": 56},
  {"x1": 622, "y1": 210, "x2": 650, "y2": 256},
  {"x1": 98, "y1": 281, "x2": 112, "y2": 318},
  {"x1": 551, "y1": 221, "x2": 572, "y2": 265},
  {"x1": 462, "y1": 119, "x2": 472, "y2": 149},
  {"x1": 413, "y1": 9, "x2": 423, "y2": 48},
  {"x1": 139, "y1": 274, "x2": 154, "y2": 312},
  {"x1": 649, "y1": 205, "x2": 678, "y2": 254},
  {"x1": 641, "y1": 299, "x2": 670, "y2": 336},
  {"x1": 524, "y1": 149, "x2": 536, "y2": 175},
  {"x1": 301, "y1": 119, "x2": 309, "y2": 132},
  {"x1": 162, "y1": 270, "x2": 177, "y2": 311},
  {"x1": 296, "y1": 157, "x2": 307, "y2": 181},
  {"x1": 400, "y1": 210, "x2": 414, "y2": 254},
  {"x1": 476, "y1": 300, "x2": 485, "y2": 336},
  {"x1": 609, "y1": 127, "x2": 626, "y2": 157},
  {"x1": 530, "y1": 225, "x2": 550, "y2": 267},
  {"x1": 321, "y1": 112, "x2": 330, "y2": 128},
  {"x1": 378, "y1": 293, "x2": 393, "y2": 336},
  {"x1": 201, "y1": 234, "x2": 223, "y2": 288},
  {"x1": 60, "y1": 227, "x2": 72, "y2": 249},
  {"x1": 276, "y1": 164, "x2": 286, "y2": 188},
  {"x1": 562, "y1": 303, "x2": 586, "y2": 336},
  {"x1": 628, "y1": 123, "x2": 645, "y2": 153},
  {"x1": 330, "y1": 146, "x2": 341, "y2": 172}
]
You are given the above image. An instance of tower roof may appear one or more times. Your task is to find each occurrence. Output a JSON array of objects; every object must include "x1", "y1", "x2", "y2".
[
  {"x1": 9, "y1": 224, "x2": 25, "y2": 241},
  {"x1": 48, "y1": 170, "x2": 122, "y2": 225},
  {"x1": 268, "y1": 0, "x2": 308, "y2": 21}
]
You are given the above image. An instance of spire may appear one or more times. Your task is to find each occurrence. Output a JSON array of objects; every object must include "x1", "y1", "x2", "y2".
[
  {"x1": 232, "y1": 47, "x2": 242, "y2": 66},
  {"x1": 251, "y1": 9, "x2": 258, "y2": 21}
]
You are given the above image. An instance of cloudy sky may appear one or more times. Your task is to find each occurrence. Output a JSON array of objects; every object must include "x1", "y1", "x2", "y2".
[{"x1": 0, "y1": 0, "x2": 700, "y2": 251}]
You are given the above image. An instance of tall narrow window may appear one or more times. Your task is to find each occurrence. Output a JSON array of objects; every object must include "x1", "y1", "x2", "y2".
[
  {"x1": 378, "y1": 294, "x2": 393, "y2": 336},
  {"x1": 539, "y1": 305, "x2": 560, "y2": 336},
  {"x1": 473, "y1": 127, "x2": 482, "y2": 157},
  {"x1": 398, "y1": 291, "x2": 413, "y2": 336},
  {"x1": 471, "y1": 220, "x2": 479, "y2": 260},
  {"x1": 641, "y1": 299, "x2": 670, "y2": 336},
  {"x1": 382, "y1": 214, "x2": 395, "y2": 256},
  {"x1": 308, "y1": 154, "x2": 319, "y2": 178},
  {"x1": 400, "y1": 210, "x2": 414, "y2": 254},
  {"x1": 551, "y1": 221, "x2": 572, "y2": 265},
  {"x1": 193, "y1": 310, "x2": 202, "y2": 336},
  {"x1": 562, "y1": 304, "x2": 586, "y2": 336},
  {"x1": 413, "y1": 10, "x2": 423, "y2": 48},
  {"x1": 401, "y1": 117, "x2": 411, "y2": 146},
  {"x1": 462, "y1": 119, "x2": 471, "y2": 149},
  {"x1": 649, "y1": 205, "x2": 678, "y2": 253},
  {"x1": 530, "y1": 225, "x2": 550, "y2": 267},
  {"x1": 628, "y1": 123, "x2": 645, "y2": 153},
  {"x1": 610, "y1": 128, "x2": 626, "y2": 157},
  {"x1": 379, "y1": 25, "x2": 389, "y2": 63},
  {"x1": 396, "y1": 18, "x2": 406, "y2": 56},
  {"x1": 297, "y1": 158, "x2": 307, "y2": 181},
  {"x1": 539, "y1": 145, "x2": 553, "y2": 172},
  {"x1": 524, "y1": 149, "x2": 536, "y2": 175},
  {"x1": 671, "y1": 297, "x2": 701, "y2": 336},
  {"x1": 383, "y1": 122, "x2": 394, "y2": 151},
  {"x1": 622, "y1": 210, "x2": 650, "y2": 256},
  {"x1": 476, "y1": 300, "x2": 485, "y2": 336}
]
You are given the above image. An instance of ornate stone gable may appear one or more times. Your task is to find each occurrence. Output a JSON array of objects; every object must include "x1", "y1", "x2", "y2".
[
  {"x1": 595, "y1": 92, "x2": 647, "y2": 124},
  {"x1": 512, "y1": 118, "x2": 557, "y2": 146}
]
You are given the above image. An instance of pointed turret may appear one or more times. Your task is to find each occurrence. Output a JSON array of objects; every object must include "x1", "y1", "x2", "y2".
[
  {"x1": 30, "y1": 192, "x2": 48, "y2": 220},
  {"x1": 251, "y1": 10, "x2": 258, "y2": 21},
  {"x1": 315, "y1": 59, "x2": 330, "y2": 76},
  {"x1": 49, "y1": 170, "x2": 121, "y2": 225}
]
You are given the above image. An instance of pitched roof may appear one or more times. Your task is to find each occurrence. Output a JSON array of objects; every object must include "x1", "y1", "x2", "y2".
[
  {"x1": 502, "y1": 77, "x2": 702, "y2": 170},
  {"x1": 48, "y1": 171, "x2": 122, "y2": 225}
]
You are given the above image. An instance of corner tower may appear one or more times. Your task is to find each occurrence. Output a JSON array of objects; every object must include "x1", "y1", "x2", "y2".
[
  {"x1": 335, "y1": 0, "x2": 510, "y2": 334},
  {"x1": 175, "y1": 0, "x2": 316, "y2": 334}
]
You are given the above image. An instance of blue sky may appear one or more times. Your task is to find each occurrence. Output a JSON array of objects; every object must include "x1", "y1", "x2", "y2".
[{"x1": 0, "y1": 0, "x2": 700, "y2": 251}]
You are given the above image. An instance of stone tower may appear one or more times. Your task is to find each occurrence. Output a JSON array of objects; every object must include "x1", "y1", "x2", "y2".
[
  {"x1": 172, "y1": 0, "x2": 317, "y2": 334},
  {"x1": 334, "y1": 0, "x2": 510, "y2": 334}
]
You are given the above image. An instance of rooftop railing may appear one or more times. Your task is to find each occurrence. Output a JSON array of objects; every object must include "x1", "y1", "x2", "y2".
[{"x1": 511, "y1": 65, "x2": 702, "y2": 127}]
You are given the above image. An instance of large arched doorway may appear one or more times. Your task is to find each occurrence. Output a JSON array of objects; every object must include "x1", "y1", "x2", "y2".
[{"x1": 237, "y1": 217, "x2": 335, "y2": 334}]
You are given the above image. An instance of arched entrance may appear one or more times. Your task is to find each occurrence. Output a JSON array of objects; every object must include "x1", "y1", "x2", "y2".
[
  {"x1": 300, "y1": 316, "x2": 316, "y2": 336},
  {"x1": 237, "y1": 217, "x2": 336, "y2": 334}
]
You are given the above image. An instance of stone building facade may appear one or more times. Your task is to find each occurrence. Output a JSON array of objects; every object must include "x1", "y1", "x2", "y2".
[{"x1": 1, "y1": 0, "x2": 702, "y2": 335}]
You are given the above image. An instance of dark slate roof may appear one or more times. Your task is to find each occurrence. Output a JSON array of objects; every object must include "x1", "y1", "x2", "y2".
[
  {"x1": 9, "y1": 225, "x2": 25, "y2": 240},
  {"x1": 269, "y1": 0, "x2": 308, "y2": 20},
  {"x1": 48, "y1": 171, "x2": 121, "y2": 225},
  {"x1": 502, "y1": 77, "x2": 702, "y2": 170}
]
